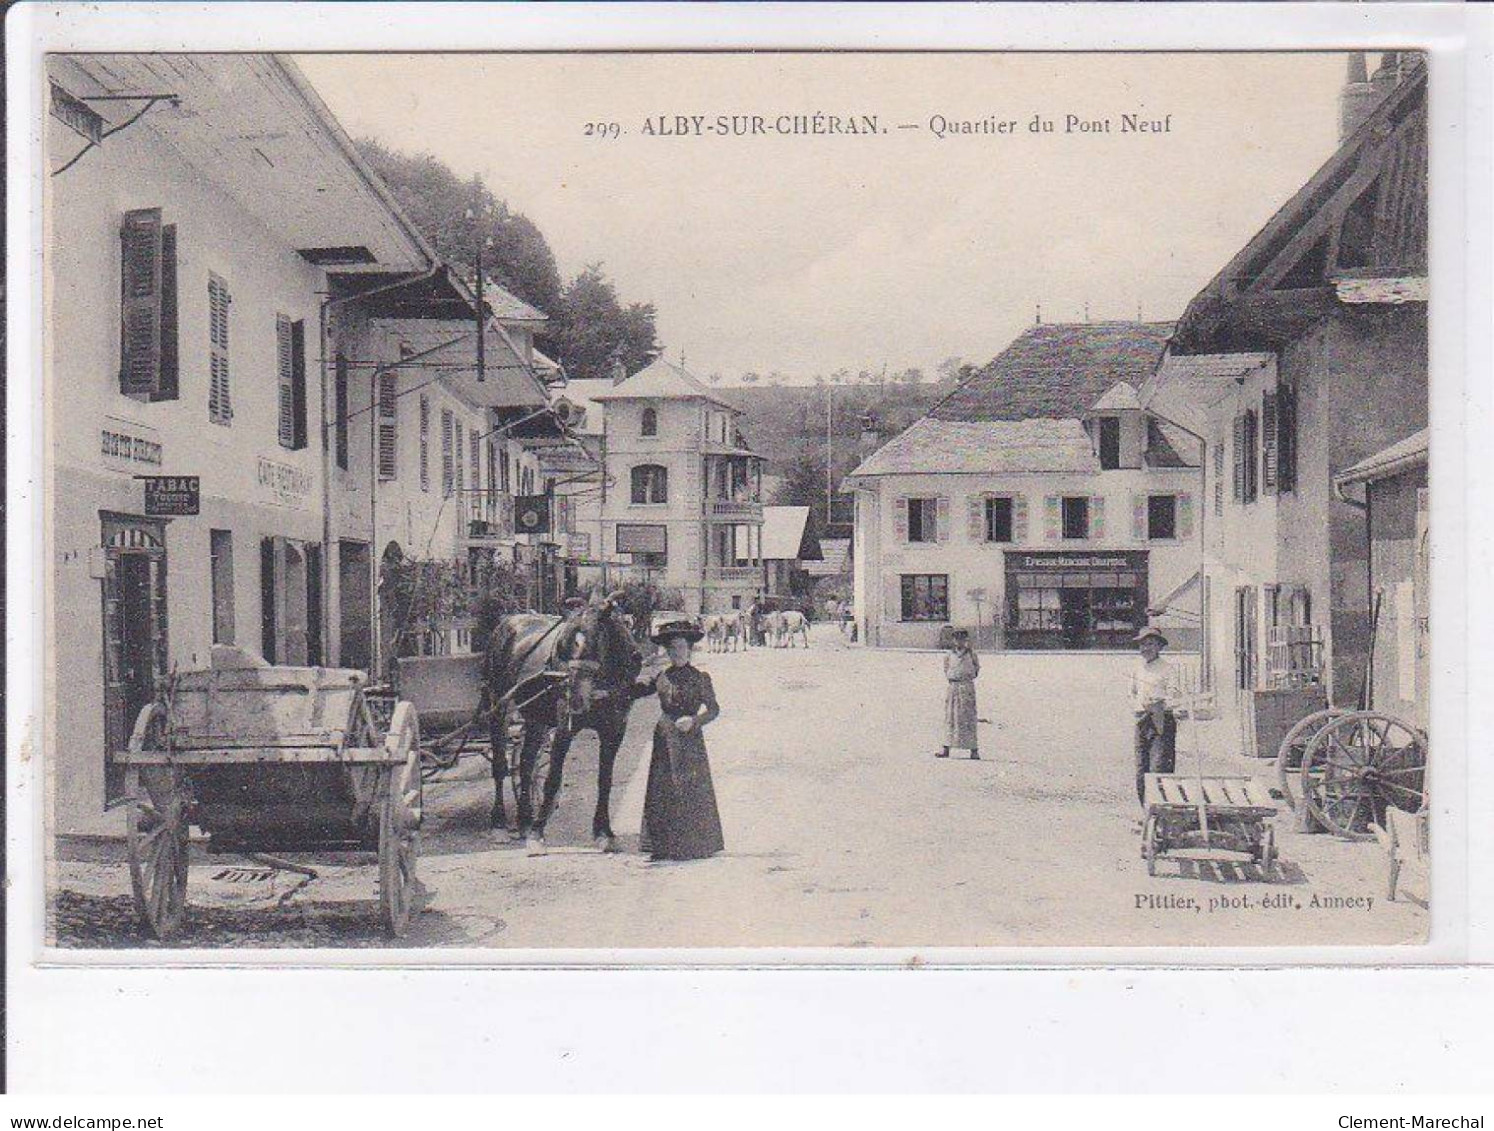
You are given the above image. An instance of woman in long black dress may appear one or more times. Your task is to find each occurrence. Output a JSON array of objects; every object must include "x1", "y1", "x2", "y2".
[{"x1": 638, "y1": 619, "x2": 725, "y2": 861}]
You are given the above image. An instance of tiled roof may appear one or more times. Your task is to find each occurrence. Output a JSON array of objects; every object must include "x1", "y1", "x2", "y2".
[
  {"x1": 590, "y1": 358, "x2": 742, "y2": 410},
  {"x1": 762, "y1": 506, "x2": 813, "y2": 560},
  {"x1": 803, "y1": 538, "x2": 851, "y2": 577},
  {"x1": 929, "y1": 322, "x2": 1174, "y2": 422},
  {"x1": 847, "y1": 418, "x2": 1099, "y2": 478}
]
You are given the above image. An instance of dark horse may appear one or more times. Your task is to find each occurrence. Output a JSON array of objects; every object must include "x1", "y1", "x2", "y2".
[{"x1": 482, "y1": 595, "x2": 643, "y2": 853}]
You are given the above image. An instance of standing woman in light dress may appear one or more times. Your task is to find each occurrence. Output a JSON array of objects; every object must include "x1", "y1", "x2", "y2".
[{"x1": 938, "y1": 628, "x2": 981, "y2": 760}]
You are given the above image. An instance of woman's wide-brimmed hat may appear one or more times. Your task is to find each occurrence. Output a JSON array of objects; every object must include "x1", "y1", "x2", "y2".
[
  {"x1": 1134, "y1": 625, "x2": 1169, "y2": 648},
  {"x1": 651, "y1": 618, "x2": 704, "y2": 645}
]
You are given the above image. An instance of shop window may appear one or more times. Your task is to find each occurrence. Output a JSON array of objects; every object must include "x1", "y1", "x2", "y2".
[
  {"x1": 900, "y1": 574, "x2": 949, "y2": 622},
  {"x1": 210, "y1": 529, "x2": 235, "y2": 645},
  {"x1": 1062, "y1": 496, "x2": 1090, "y2": 540},
  {"x1": 1147, "y1": 495, "x2": 1177, "y2": 540},
  {"x1": 907, "y1": 497, "x2": 939, "y2": 543},
  {"x1": 641, "y1": 406, "x2": 658, "y2": 436},
  {"x1": 632, "y1": 463, "x2": 669, "y2": 504},
  {"x1": 985, "y1": 496, "x2": 1014, "y2": 542},
  {"x1": 1098, "y1": 417, "x2": 1121, "y2": 470}
]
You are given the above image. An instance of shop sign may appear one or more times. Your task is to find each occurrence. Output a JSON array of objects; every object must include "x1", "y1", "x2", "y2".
[
  {"x1": 515, "y1": 495, "x2": 551, "y2": 534},
  {"x1": 139, "y1": 475, "x2": 200, "y2": 516},
  {"x1": 100, "y1": 417, "x2": 163, "y2": 471},
  {"x1": 257, "y1": 456, "x2": 313, "y2": 509},
  {"x1": 616, "y1": 523, "x2": 667, "y2": 554},
  {"x1": 1010, "y1": 551, "x2": 1147, "y2": 572},
  {"x1": 567, "y1": 532, "x2": 592, "y2": 557}
]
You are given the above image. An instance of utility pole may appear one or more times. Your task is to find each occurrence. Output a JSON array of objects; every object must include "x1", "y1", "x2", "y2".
[{"x1": 825, "y1": 380, "x2": 834, "y2": 526}]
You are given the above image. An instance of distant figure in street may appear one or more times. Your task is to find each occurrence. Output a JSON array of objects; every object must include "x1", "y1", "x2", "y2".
[
  {"x1": 938, "y1": 628, "x2": 981, "y2": 760},
  {"x1": 1131, "y1": 625, "x2": 1181, "y2": 804},
  {"x1": 637, "y1": 619, "x2": 725, "y2": 862}
]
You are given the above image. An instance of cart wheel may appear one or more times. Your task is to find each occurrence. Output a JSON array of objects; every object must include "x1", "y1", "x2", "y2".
[
  {"x1": 1258, "y1": 825, "x2": 1276, "y2": 878},
  {"x1": 1275, "y1": 709, "x2": 1348, "y2": 811},
  {"x1": 1301, "y1": 711, "x2": 1426, "y2": 841},
  {"x1": 379, "y1": 701, "x2": 423, "y2": 938},
  {"x1": 1142, "y1": 814, "x2": 1158, "y2": 877},
  {"x1": 125, "y1": 727, "x2": 190, "y2": 941}
]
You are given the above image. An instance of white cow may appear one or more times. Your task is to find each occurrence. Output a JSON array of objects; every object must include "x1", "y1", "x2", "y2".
[{"x1": 768, "y1": 609, "x2": 810, "y2": 648}]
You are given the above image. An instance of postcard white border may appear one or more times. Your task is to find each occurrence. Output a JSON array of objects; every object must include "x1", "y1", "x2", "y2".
[{"x1": 8, "y1": 0, "x2": 1493, "y2": 1091}]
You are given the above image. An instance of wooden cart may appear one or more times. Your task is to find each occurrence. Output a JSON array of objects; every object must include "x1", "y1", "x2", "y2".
[
  {"x1": 117, "y1": 665, "x2": 422, "y2": 941},
  {"x1": 1142, "y1": 773, "x2": 1278, "y2": 877}
]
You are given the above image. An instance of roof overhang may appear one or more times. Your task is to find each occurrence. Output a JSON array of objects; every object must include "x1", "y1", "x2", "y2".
[
  {"x1": 1333, "y1": 428, "x2": 1428, "y2": 503},
  {"x1": 53, "y1": 54, "x2": 434, "y2": 273}
]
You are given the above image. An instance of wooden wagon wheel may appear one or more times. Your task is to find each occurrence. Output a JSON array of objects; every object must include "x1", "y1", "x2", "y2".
[
  {"x1": 378, "y1": 701, "x2": 423, "y2": 938},
  {"x1": 125, "y1": 704, "x2": 190, "y2": 941},
  {"x1": 1275, "y1": 708, "x2": 1349, "y2": 811},
  {"x1": 1258, "y1": 824, "x2": 1276, "y2": 877},
  {"x1": 1142, "y1": 814, "x2": 1159, "y2": 877},
  {"x1": 1300, "y1": 711, "x2": 1426, "y2": 841}
]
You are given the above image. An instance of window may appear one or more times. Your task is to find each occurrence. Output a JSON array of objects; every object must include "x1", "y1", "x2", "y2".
[
  {"x1": 1062, "y1": 496, "x2": 1090, "y2": 540},
  {"x1": 208, "y1": 272, "x2": 232, "y2": 424},
  {"x1": 985, "y1": 496, "x2": 1014, "y2": 542},
  {"x1": 441, "y1": 409, "x2": 455, "y2": 496},
  {"x1": 419, "y1": 396, "x2": 430, "y2": 492},
  {"x1": 119, "y1": 208, "x2": 179, "y2": 402},
  {"x1": 1147, "y1": 495, "x2": 1177, "y2": 540},
  {"x1": 334, "y1": 355, "x2": 349, "y2": 470},
  {"x1": 209, "y1": 529, "x2": 234, "y2": 645},
  {"x1": 631, "y1": 463, "x2": 669, "y2": 504},
  {"x1": 276, "y1": 316, "x2": 307, "y2": 450},
  {"x1": 907, "y1": 497, "x2": 939, "y2": 543},
  {"x1": 900, "y1": 574, "x2": 949, "y2": 622},
  {"x1": 641, "y1": 405, "x2": 658, "y2": 436},
  {"x1": 1233, "y1": 408, "x2": 1259, "y2": 504},
  {"x1": 377, "y1": 371, "x2": 397, "y2": 480},
  {"x1": 1098, "y1": 417, "x2": 1121, "y2": 470}
]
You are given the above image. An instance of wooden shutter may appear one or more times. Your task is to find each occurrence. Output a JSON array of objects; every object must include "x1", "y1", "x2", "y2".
[
  {"x1": 291, "y1": 320, "x2": 307, "y2": 449},
  {"x1": 1261, "y1": 391, "x2": 1279, "y2": 494},
  {"x1": 441, "y1": 409, "x2": 454, "y2": 495},
  {"x1": 334, "y1": 355, "x2": 350, "y2": 470},
  {"x1": 455, "y1": 418, "x2": 465, "y2": 499},
  {"x1": 894, "y1": 497, "x2": 909, "y2": 542},
  {"x1": 1232, "y1": 414, "x2": 1246, "y2": 502},
  {"x1": 1278, "y1": 382, "x2": 1297, "y2": 493},
  {"x1": 470, "y1": 429, "x2": 481, "y2": 490},
  {"x1": 377, "y1": 372, "x2": 397, "y2": 480},
  {"x1": 1132, "y1": 493, "x2": 1147, "y2": 540},
  {"x1": 1243, "y1": 409, "x2": 1259, "y2": 502},
  {"x1": 1177, "y1": 493, "x2": 1194, "y2": 539},
  {"x1": 936, "y1": 496, "x2": 950, "y2": 542},
  {"x1": 1012, "y1": 495, "x2": 1029, "y2": 543},
  {"x1": 155, "y1": 225, "x2": 178, "y2": 401},
  {"x1": 277, "y1": 316, "x2": 295, "y2": 448},
  {"x1": 208, "y1": 274, "x2": 232, "y2": 424},
  {"x1": 119, "y1": 208, "x2": 163, "y2": 398},
  {"x1": 1044, "y1": 496, "x2": 1060, "y2": 541},
  {"x1": 1090, "y1": 495, "x2": 1106, "y2": 541},
  {"x1": 1213, "y1": 446, "x2": 1225, "y2": 516},
  {"x1": 419, "y1": 396, "x2": 430, "y2": 491},
  {"x1": 968, "y1": 495, "x2": 985, "y2": 541}
]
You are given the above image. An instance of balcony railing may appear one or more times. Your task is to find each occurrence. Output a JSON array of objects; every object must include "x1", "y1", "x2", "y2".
[
  {"x1": 707, "y1": 498, "x2": 763, "y2": 519},
  {"x1": 705, "y1": 565, "x2": 762, "y2": 584},
  {"x1": 460, "y1": 488, "x2": 513, "y2": 539}
]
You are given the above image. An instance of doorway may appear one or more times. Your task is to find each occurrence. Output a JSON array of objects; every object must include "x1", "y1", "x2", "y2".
[
  {"x1": 101, "y1": 515, "x2": 168, "y2": 803},
  {"x1": 1059, "y1": 588, "x2": 1092, "y2": 649},
  {"x1": 339, "y1": 539, "x2": 372, "y2": 672}
]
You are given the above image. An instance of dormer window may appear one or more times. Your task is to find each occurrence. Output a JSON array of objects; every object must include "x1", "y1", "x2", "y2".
[
  {"x1": 641, "y1": 405, "x2": 658, "y2": 437},
  {"x1": 1098, "y1": 417, "x2": 1121, "y2": 470}
]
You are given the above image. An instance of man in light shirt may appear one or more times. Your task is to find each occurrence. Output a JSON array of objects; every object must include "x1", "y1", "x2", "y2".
[{"x1": 1131, "y1": 625, "x2": 1181, "y2": 804}]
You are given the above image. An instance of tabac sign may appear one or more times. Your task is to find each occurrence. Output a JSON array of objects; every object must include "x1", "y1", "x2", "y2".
[{"x1": 138, "y1": 475, "x2": 200, "y2": 516}]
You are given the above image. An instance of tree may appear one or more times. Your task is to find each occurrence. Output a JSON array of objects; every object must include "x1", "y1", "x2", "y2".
[
  {"x1": 898, "y1": 367, "x2": 925, "y2": 385},
  {"x1": 551, "y1": 264, "x2": 661, "y2": 381},
  {"x1": 936, "y1": 356, "x2": 965, "y2": 385}
]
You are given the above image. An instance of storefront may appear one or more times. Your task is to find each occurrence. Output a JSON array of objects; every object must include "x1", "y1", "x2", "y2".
[{"x1": 1004, "y1": 550, "x2": 1149, "y2": 650}]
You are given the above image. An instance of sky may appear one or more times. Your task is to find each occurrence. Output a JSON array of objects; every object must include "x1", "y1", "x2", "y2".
[{"x1": 297, "y1": 51, "x2": 1356, "y2": 384}]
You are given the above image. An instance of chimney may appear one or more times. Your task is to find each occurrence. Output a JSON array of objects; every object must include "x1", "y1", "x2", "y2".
[
  {"x1": 1338, "y1": 51, "x2": 1379, "y2": 143},
  {"x1": 610, "y1": 356, "x2": 628, "y2": 385},
  {"x1": 859, "y1": 412, "x2": 883, "y2": 461}
]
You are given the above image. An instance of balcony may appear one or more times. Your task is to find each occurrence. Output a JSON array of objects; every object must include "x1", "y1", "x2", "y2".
[
  {"x1": 707, "y1": 497, "x2": 763, "y2": 520},
  {"x1": 705, "y1": 565, "x2": 762, "y2": 585},
  {"x1": 459, "y1": 488, "x2": 513, "y2": 541}
]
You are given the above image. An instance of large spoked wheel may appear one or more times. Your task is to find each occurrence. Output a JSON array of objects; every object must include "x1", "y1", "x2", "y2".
[
  {"x1": 125, "y1": 704, "x2": 191, "y2": 941},
  {"x1": 1258, "y1": 825, "x2": 1276, "y2": 877},
  {"x1": 1142, "y1": 814, "x2": 1159, "y2": 877},
  {"x1": 1275, "y1": 708, "x2": 1348, "y2": 811},
  {"x1": 379, "y1": 701, "x2": 423, "y2": 938},
  {"x1": 1300, "y1": 711, "x2": 1426, "y2": 841}
]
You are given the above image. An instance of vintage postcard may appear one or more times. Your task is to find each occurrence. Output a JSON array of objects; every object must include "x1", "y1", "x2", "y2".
[{"x1": 37, "y1": 45, "x2": 1436, "y2": 956}]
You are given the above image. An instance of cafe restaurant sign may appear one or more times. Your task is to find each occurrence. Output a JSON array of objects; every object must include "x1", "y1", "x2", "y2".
[
  {"x1": 1012, "y1": 550, "x2": 1148, "y2": 572},
  {"x1": 257, "y1": 456, "x2": 313, "y2": 509}
]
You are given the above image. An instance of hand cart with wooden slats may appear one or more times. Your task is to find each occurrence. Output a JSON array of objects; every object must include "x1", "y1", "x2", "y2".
[{"x1": 115, "y1": 665, "x2": 422, "y2": 941}]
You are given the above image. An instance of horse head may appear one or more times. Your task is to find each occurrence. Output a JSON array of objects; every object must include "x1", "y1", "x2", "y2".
[{"x1": 554, "y1": 590, "x2": 640, "y2": 722}]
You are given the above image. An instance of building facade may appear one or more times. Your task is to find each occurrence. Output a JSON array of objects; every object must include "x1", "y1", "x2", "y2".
[
  {"x1": 590, "y1": 361, "x2": 765, "y2": 614},
  {"x1": 45, "y1": 54, "x2": 442, "y2": 835}
]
